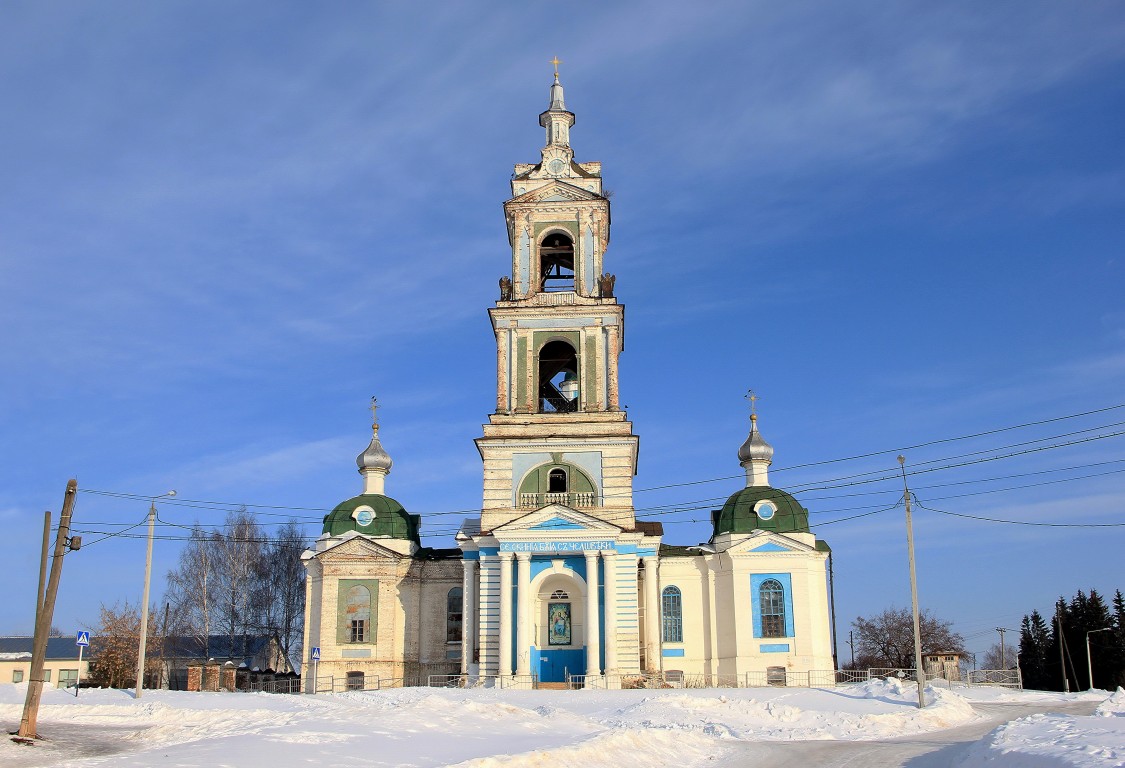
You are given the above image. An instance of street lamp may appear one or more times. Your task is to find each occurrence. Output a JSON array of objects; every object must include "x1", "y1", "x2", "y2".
[
  {"x1": 1086, "y1": 627, "x2": 1112, "y2": 691},
  {"x1": 136, "y1": 490, "x2": 175, "y2": 698}
]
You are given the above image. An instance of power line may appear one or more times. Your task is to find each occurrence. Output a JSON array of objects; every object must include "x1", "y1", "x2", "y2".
[{"x1": 915, "y1": 501, "x2": 1125, "y2": 528}]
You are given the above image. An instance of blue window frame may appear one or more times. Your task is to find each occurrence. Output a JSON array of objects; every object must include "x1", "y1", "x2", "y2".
[{"x1": 662, "y1": 586, "x2": 683, "y2": 642}]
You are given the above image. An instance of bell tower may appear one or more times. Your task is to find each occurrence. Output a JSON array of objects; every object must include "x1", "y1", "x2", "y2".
[{"x1": 476, "y1": 69, "x2": 637, "y2": 532}]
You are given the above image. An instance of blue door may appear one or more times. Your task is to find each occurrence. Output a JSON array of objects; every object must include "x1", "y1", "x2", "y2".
[{"x1": 538, "y1": 648, "x2": 585, "y2": 682}]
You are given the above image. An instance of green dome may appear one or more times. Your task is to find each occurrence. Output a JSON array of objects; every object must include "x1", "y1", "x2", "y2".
[
  {"x1": 322, "y1": 493, "x2": 420, "y2": 543},
  {"x1": 712, "y1": 486, "x2": 810, "y2": 537}
]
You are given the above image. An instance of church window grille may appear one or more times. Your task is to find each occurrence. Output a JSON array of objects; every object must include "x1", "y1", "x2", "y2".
[
  {"x1": 550, "y1": 590, "x2": 569, "y2": 600},
  {"x1": 759, "y1": 579, "x2": 786, "y2": 638},
  {"x1": 346, "y1": 671, "x2": 364, "y2": 691},
  {"x1": 447, "y1": 587, "x2": 463, "y2": 643},
  {"x1": 662, "y1": 586, "x2": 683, "y2": 643}
]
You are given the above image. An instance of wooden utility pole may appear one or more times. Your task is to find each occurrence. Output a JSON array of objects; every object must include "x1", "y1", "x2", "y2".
[{"x1": 18, "y1": 479, "x2": 78, "y2": 739}]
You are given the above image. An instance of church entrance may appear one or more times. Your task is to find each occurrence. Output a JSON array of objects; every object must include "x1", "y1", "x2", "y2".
[{"x1": 532, "y1": 575, "x2": 586, "y2": 683}]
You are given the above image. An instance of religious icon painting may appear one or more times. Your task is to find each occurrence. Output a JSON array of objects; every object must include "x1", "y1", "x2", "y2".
[{"x1": 547, "y1": 602, "x2": 571, "y2": 646}]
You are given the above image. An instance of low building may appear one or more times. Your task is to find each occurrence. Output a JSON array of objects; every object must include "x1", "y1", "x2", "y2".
[
  {"x1": 923, "y1": 651, "x2": 964, "y2": 681},
  {"x1": 0, "y1": 636, "x2": 90, "y2": 688}
]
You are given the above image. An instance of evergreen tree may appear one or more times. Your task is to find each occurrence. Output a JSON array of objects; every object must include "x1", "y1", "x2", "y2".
[{"x1": 1018, "y1": 611, "x2": 1051, "y2": 690}]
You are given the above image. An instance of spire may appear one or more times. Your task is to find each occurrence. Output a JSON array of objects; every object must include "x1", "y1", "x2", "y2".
[
  {"x1": 738, "y1": 391, "x2": 773, "y2": 487},
  {"x1": 540, "y1": 58, "x2": 575, "y2": 149},
  {"x1": 357, "y1": 397, "x2": 392, "y2": 494}
]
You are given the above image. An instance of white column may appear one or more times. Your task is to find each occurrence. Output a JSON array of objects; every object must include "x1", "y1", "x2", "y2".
[
  {"x1": 498, "y1": 552, "x2": 514, "y2": 677},
  {"x1": 643, "y1": 556, "x2": 661, "y2": 672},
  {"x1": 584, "y1": 551, "x2": 601, "y2": 677},
  {"x1": 515, "y1": 553, "x2": 532, "y2": 676},
  {"x1": 602, "y1": 551, "x2": 618, "y2": 674},
  {"x1": 461, "y1": 559, "x2": 476, "y2": 674}
]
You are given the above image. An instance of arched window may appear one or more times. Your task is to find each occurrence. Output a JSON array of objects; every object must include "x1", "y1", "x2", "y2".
[
  {"x1": 538, "y1": 340, "x2": 579, "y2": 413},
  {"x1": 548, "y1": 468, "x2": 568, "y2": 493},
  {"x1": 447, "y1": 587, "x2": 463, "y2": 643},
  {"x1": 539, "y1": 232, "x2": 575, "y2": 291},
  {"x1": 662, "y1": 586, "x2": 683, "y2": 643},
  {"x1": 759, "y1": 579, "x2": 786, "y2": 638}
]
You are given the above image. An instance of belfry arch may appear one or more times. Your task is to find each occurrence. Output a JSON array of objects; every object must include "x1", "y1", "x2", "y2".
[
  {"x1": 538, "y1": 231, "x2": 575, "y2": 292},
  {"x1": 537, "y1": 339, "x2": 579, "y2": 413}
]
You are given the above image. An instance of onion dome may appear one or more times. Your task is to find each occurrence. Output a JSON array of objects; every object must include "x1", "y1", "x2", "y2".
[
  {"x1": 738, "y1": 414, "x2": 774, "y2": 466},
  {"x1": 356, "y1": 424, "x2": 392, "y2": 473}
]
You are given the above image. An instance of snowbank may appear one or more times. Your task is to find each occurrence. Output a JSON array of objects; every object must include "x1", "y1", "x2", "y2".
[
  {"x1": 0, "y1": 679, "x2": 982, "y2": 768},
  {"x1": 955, "y1": 688, "x2": 1125, "y2": 768}
]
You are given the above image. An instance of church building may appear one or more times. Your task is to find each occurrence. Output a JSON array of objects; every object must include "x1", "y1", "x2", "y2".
[{"x1": 301, "y1": 72, "x2": 836, "y2": 689}]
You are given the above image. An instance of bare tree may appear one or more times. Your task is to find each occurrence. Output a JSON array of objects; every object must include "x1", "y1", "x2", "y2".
[
  {"x1": 88, "y1": 601, "x2": 159, "y2": 689},
  {"x1": 852, "y1": 607, "x2": 966, "y2": 669},
  {"x1": 165, "y1": 524, "x2": 219, "y2": 657},
  {"x1": 252, "y1": 520, "x2": 306, "y2": 666},
  {"x1": 210, "y1": 508, "x2": 263, "y2": 659},
  {"x1": 981, "y1": 642, "x2": 1016, "y2": 670}
]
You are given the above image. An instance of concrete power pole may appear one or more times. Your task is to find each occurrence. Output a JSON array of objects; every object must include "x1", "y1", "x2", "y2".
[
  {"x1": 898, "y1": 456, "x2": 926, "y2": 709},
  {"x1": 995, "y1": 627, "x2": 1011, "y2": 669},
  {"x1": 19, "y1": 479, "x2": 78, "y2": 739}
]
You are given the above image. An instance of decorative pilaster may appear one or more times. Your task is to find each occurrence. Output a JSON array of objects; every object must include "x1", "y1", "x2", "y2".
[
  {"x1": 498, "y1": 552, "x2": 514, "y2": 677},
  {"x1": 495, "y1": 327, "x2": 508, "y2": 413},
  {"x1": 515, "y1": 553, "x2": 532, "y2": 676},
  {"x1": 606, "y1": 323, "x2": 620, "y2": 411},
  {"x1": 602, "y1": 551, "x2": 618, "y2": 674},
  {"x1": 584, "y1": 550, "x2": 601, "y2": 677},
  {"x1": 643, "y1": 556, "x2": 661, "y2": 672},
  {"x1": 461, "y1": 559, "x2": 477, "y2": 674}
]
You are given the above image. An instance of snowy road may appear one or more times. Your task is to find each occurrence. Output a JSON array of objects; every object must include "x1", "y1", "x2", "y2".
[{"x1": 723, "y1": 701, "x2": 1101, "y2": 767}]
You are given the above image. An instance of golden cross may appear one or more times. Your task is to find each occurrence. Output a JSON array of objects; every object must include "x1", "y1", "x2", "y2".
[
  {"x1": 369, "y1": 396, "x2": 379, "y2": 423},
  {"x1": 550, "y1": 56, "x2": 562, "y2": 76},
  {"x1": 744, "y1": 389, "x2": 759, "y2": 418}
]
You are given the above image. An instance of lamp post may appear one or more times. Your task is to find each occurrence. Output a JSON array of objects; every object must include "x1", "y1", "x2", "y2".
[
  {"x1": 136, "y1": 490, "x2": 175, "y2": 697},
  {"x1": 1086, "y1": 627, "x2": 1112, "y2": 691}
]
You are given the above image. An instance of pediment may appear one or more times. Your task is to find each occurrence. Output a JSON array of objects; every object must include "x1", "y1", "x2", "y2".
[
  {"x1": 492, "y1": 504, "x2": 621, "y2": 536},
  {"x1": 724, "y1": 529, "x2": 817, "y2": 555},
  {"x1": 315, "y1": 532, "x2": 407, "y2": 560},
  {"x1": 508, "y1": 180, "x2": 604, "y2": 205}
]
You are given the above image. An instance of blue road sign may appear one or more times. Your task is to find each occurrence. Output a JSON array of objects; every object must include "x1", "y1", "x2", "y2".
[
  {"x1": 311, "y1": 646, "x2": 321, "y2": 661},
  {"x1": 76, "y1": 631, "x2": 90, "y2": 647}
]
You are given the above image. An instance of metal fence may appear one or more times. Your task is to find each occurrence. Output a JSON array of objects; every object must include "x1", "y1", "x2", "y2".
[{"x1": 247, "y1": 666, "x2": 1022, "y2": 694}]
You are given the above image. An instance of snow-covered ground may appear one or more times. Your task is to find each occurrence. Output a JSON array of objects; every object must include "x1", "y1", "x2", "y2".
[{"x1": 0, "y1": 680, "x2": 1117, "y2": 767}]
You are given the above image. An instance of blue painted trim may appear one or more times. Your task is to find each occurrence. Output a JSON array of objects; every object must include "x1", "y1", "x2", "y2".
[
  {"x1": 760, "y1": 643, "x2": 790, "y2": 653},
  {"x1": 750, "y1": 542, "x2": 790, "y2": 553},
  {"x1": 750, "y1": 573, "x2": 795, "y2": 638},
  {"x1": 479, "y1": 547, "x2": 499, "y2": 556},
  {"x1": 529, "y1": 516, "x2": 587, "y2": 531},
  {"x1": 615, "y1": 543, "x2": 638, "y2": 554},
  {"x1": 461, "y1": 550, "x2": 480, "y2": 561},
  {"x1": 636, "y1": 548, "x2": 657, "y2": 557},
  {"x1": 662, "y1": 648, "x2": 685, "y2": 657}
]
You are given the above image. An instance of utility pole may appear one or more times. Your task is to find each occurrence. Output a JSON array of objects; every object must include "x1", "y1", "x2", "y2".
[
  {"x1": 1086, "y1": 627, "x2": 1112, "y2": 691},
  {"x1": 19, "y1": 479, "x2": 78, "y2": 739},
  {"x1": 1056, "y1": 604, "x2": 1069, "y2": 693},
  {"x1": 136, "y1": 490, "x2": 175, "y2": 697},
  {"x1": 898, "y1": 456, "x2": 926, "y2": 709},
  {"x1": 848, "y1": 630, "x2": 855, "y2": 668},
  {"x1": 995, "y1": 627, "x2": 1012, "y2": 669}
]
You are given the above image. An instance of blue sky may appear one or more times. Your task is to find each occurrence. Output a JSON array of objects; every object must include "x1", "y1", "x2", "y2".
[{"x1": 2, "y1": 1, "x2": 1123, "y2": 663}]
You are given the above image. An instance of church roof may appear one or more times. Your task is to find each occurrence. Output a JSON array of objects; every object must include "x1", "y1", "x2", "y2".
[
  {"x1": 712, "y1": 485, "x2": 810, "y2": 537},
  {"x1": 322, "y1": 493, "x2": 420, "y2": 543}
]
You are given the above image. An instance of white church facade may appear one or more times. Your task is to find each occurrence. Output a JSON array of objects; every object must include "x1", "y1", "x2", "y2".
[{"x1": 301, "y1": 73, "x2": 836, "y2": 689}]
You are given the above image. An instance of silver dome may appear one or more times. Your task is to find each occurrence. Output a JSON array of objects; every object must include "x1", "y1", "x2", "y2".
[
  {"x1": 737, "y1": 415, "x2": 774, "y2": 466},
  {"x1": 356, "y1": 425, "x2": 392, "y2": 472}
]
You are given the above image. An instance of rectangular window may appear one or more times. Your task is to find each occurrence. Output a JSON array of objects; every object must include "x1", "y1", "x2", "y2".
[
  {"x1": 42, "y1": 670, "x2": 51, "y2": 683},
  {"x1": 345, "y1": 671, "x2": 364, "y2": 691},
  {"x1": 12, "y1": 670, "x2": 24, "y2": 683},
  {"x1": 58, "y1": 669, "x2": 79, "y2": 688},
  {"x1": 349, "y1": 619, "x2": 366, "y2": 643}
]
